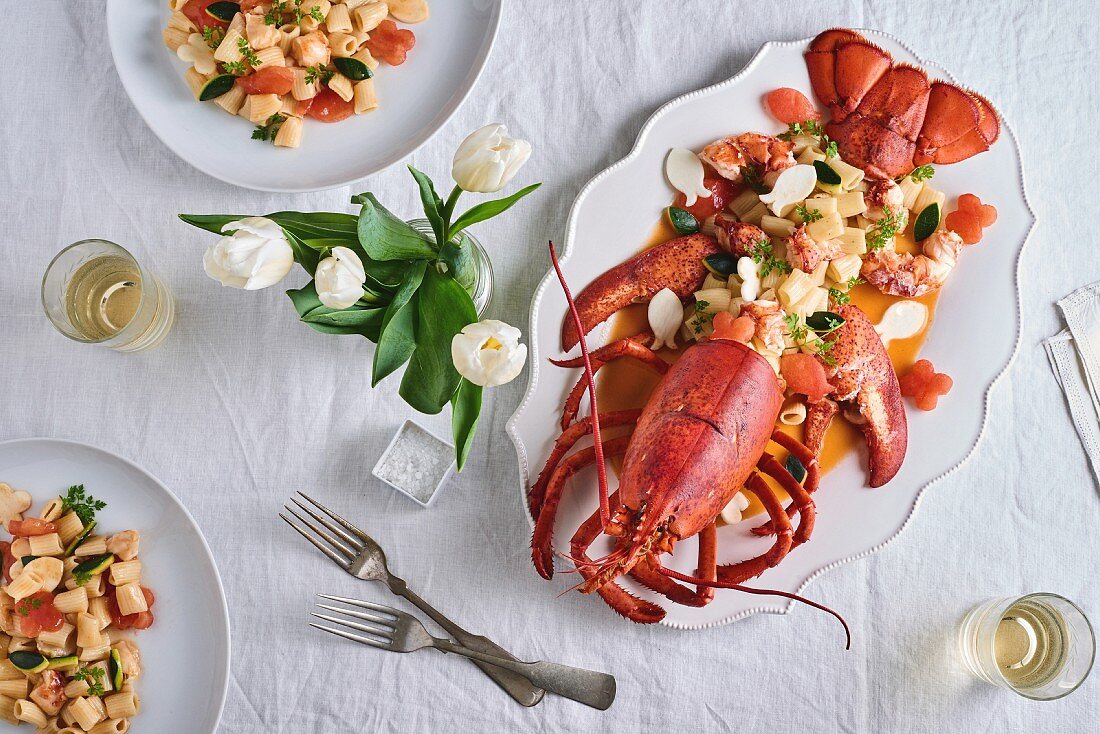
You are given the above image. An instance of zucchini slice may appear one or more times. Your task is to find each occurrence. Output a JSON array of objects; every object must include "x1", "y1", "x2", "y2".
[
  {"x1": 64, "y1": 521, "x2": 97, "y2": 556},
  {"x1": 813, "y1": 160, "x2": 842, "y2": 186},
  {"x1": 48, "y1": 655, "x2": 80, "y2": 671},
  {"x1": 10, "y1": 651, "x2": 48, "y2": 674},
  {"x1": 198, "y1": 74, "x2": 235, "y2": 102},
  {"x1": 205, "y1": 1, "x2": 241, "y2": 21},
  {"x1": 913, "y1": 202, "x2": 940, "y2": 242},
  {"x1": 703, "y1": 252, "x2": 738, "y2": 277},
  {"x1": 72, "y1": 553, "x2": 115, "y2": 581},
  {"x1": 666, "y1": 206, "x2": 699, "y2": 235},
  {"x1": 333, "y1": 57, "x2": 373, "y2": 81},
  {"x1": 108, "y1": 649, "x2": 124, "y2": 690}
]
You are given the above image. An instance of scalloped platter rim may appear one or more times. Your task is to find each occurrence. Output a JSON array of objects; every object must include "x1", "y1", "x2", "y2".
[{"x1": 506, "y1": 30, "x2": 1034, "y2": 630}]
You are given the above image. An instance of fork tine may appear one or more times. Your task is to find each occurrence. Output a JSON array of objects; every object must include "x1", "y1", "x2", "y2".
[
  {"x1": 316, "y1": 603, "x2": 396, "y2": 628},
  {"x1": 317, "y1": 593, "x2": 401, "y2": 617},
  {"x1": 310, "y1": 623, "x2": 391, "y2": 650},
  {"x1": 311, "y1": 612, "x2": 394, "y2": 640},
  {"x1": 290, "y1": 498, "x2": 362, "y2": 551},
  {"x1": 297, "y1": 492, "x2": 373, "y2": 544},
  {"x1": 279, "y1": 514, "x2": 351, "y2": 570},
  {"x1": 283, "y1": 506, "x2": 357, "y2": 560}
]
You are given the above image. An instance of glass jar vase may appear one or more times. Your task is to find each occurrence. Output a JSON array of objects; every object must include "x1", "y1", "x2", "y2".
[{"x1": 406, "y1": 219, "x2": 493, "y2": 317}]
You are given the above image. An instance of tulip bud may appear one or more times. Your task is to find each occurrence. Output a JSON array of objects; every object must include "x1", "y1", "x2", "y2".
[
  {"x1": 451, "y1": 124, "x2": 532, "y2": 193},
  {"x1": 203, "y1": 217, "x2": 294, "y2": 290},
  {"x1": 315, "y1": 246, "x2": 367, "y2": 310}
]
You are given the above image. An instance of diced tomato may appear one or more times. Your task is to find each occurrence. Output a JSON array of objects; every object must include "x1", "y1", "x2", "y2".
[
  {"x1": 673, "y1": 177, "x2": 738, "y2": 221},
  {"x1": 236, "y1": 67, "x2": 296, "y2": 96},
  {"x1": 763, "y1": 87, "x2": 821, "y2": 125},
  {"x1": 108, "y1": 585, "x2": 156, "y2": 631},
  {"x1": 780, "y1": 353, "x2": 833, "y2": 403},
  {"x1": 0, "y1": 542, "x2": 14, "y2": 584},
  {"x1": 182, "y1": 0, "x2": 230, "y2": 32},
  {"x1": 295, "y1": 97, "x2": 315, "y2": 116},
  {"x1": 240, "y1": 0, "x2": 265, "y2": 10},
  {"x1": 14, "y1": 592, "x2": 64, "y2": 638},
  {"x1": 8, "y1": 518, "x2": 58, "y2": 537},
  {"x1": 306, "y1": 89, "x2": 354, "y2": 123},
  {"x1": 364, "y1": 20, "x2": 416, "y2": 65}
]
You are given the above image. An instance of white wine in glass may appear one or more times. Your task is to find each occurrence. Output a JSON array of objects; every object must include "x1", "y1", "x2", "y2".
[{"x1": 43, "y1": 240, "x2": 174, "y2": 352}]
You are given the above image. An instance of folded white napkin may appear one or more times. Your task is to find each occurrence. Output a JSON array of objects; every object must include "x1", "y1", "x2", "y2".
[{"x1": 1045, "y1": 281, "x2": 1100, "y2": 487}]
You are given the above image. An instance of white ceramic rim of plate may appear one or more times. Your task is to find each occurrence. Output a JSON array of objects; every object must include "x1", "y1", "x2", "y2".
[
  {"x1": 0, "y1": 437, "x2": 233, "y2": 723},
  {"x1": 506, "y1": 29, "x2": 1036, "y2": 630},
  {"x1": 105, "y1": 1, "x2": 503, "y2": 192}
]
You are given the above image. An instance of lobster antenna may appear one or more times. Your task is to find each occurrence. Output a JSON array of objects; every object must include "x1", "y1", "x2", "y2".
[
  {"x1": 548, "y1": 241, "x2": 611, "y2": 528},
  {"x1": 657, "y1": 565, "x2": 852, "y2": 650}
]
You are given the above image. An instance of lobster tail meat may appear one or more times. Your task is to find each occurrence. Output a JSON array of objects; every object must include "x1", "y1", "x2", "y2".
[
  {"x1": 819, "y1": 305, "x2": 907, "y2": 486},
  {"x1": 560, "y1": 233, "x2": 720, "y2": 351},
  {"x1": 805, "y1": 28, "x2": 1000, "y2": 175},
  {"x1": 914, "y1": 83, "x2": 1001, "y2": 166}
]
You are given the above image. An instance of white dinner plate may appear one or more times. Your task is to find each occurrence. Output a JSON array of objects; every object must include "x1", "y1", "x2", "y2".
[
  {"x1": 0, "y1": 438, "x2": 230, "y2": 733},
  {"x1": 106, "y1": 0, "x2": 501, "y2": 192},
  {"x1": 507, "y1": 31, "x2": 1035, "y2": 629}
]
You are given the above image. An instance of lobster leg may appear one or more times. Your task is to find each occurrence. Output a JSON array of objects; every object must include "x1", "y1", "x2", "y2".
[
  {"x1": 552, "y1": 336, "x2": 667, "y2": 431},
  {"x1": 752, "y1": 430, "x2": 823, "y2": 537},
  {"x1": 531, "y1": 436, "x2": 631, "y2": 581},
  {"x1": 528, "y1": 410, "x2": 641, "y2": 520},
  {"x1": 627, "y1": 522, "x2": 717, "y2": 608},
  {"x1": 570, "y1": 494, "x2": 666, "y2": 624},
  {"x1": 757, "y1": 454, "x2": 816, "y2": 547},
  {"x1": 717, "y1": 473, "x2": 793, "y2": 585},
  {"x1": 803, "y1": 398, "x2": 838, "y2": 457}
]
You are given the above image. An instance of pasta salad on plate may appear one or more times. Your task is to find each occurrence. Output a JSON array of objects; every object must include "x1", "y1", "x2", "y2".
[
  {"x1": 0, "y1": 483, "x2": 153, "y2": 732},
  {"x1": 162, "y1": 0, "x2": 429, "y2": 148}
]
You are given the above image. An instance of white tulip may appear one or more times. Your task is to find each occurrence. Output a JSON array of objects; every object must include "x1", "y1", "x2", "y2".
[
  {"x1": 315, "y1": 246, "x2": 367, "y2": 310},
  {"x1": 203, "y1": 217, "x2": 294, "y2": 290},
  {"x1": 451, "y1": 124, "x2": 532, "y2": 193},
  {"x1": 451, "y1": 320, "x2": 527, "y2": 387}
]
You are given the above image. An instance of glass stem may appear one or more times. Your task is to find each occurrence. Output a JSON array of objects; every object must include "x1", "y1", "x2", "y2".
[{"x1": 441, "y1": 185, "x2": 463, "y2": 246}]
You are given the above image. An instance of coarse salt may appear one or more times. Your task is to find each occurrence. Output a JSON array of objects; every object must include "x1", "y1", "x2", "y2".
[{"x1": 372, "y1": 420, "x2": 455, "y2": 506}]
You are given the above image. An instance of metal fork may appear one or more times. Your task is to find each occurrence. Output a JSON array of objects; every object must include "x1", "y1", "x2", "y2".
[
  {"x1": 312, "y1": 594, "x2": 616, "y2": 710},
  {"x1": 281, "y1": 492, "x2": 544, "y2": 707}
]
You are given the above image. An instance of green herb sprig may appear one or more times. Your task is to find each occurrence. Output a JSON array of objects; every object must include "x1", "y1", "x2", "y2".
[
  {"x1": 749, "y1": 238, "x2": 792, "y2": 278},
  {"x1": 909, "y1": 165, "x2": 935, "y2": 182},
  {"x1": 795, "y1": 204, "x2": 824, "y2": 223},
  {"x1": 62, "y1": 485, "x2": 105, "y2": 526},
  {"x1": 74, "y1": 666, "x2": 106, "y2": 697},
  {"x1": 867, "y1": 208, "x2": 903, "y2": 251},
  {"x1": 252, "y1": 114, "x2": 287, "y2": 142}
]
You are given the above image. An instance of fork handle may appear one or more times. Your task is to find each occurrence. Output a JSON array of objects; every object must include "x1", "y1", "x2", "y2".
[
  {"x1": 435, "y1": 640, "x2": 616, "y2": 711},
  {"x1": 393, "y1": 581, "x2": 545, "y2": 707}
]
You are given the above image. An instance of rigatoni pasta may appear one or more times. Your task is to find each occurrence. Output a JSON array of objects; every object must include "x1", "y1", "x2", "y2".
[
  {"x1": 0, "y1": 485, "x2": 154, "y2": 733},
  {"x1": 164, "y1": 0, "x2": 430, "y2": 148}
]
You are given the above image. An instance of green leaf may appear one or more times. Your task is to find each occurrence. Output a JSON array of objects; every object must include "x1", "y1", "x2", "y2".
[
  {"x1": 805, "y1": 311, "x2": 845, "y2": 333},
  {"x1": 449, "y1": 182, "x2": 541, "y2": 238},
  {"x1": 439, "y1": 239, "x2": 474, "y2": 285},
  {"x1": 913, "y1": 202, "x2": 941, "y2": 242},
  {"x1": 268, "y1": 211, "x2": 359, "y2": 240},
  {"x1": 407, "y1": 166, "x2": 445, "y2": 247},
  {"x1": 451, "y1": 378, "x2": 482, "y2": 471},
  {"x1": 666, "y1": 206, "x2": 699, "y2": 235},
  {"x1": 284, "y1": 230, "x2": 319, "y2": 273},
  {"x1": 373, "y1": 262, "x2": 427, "y2": 386},
  {"x1": 786, "y1": 453, "x2": 807, "y2": 483},
  {"x1": 353, "y1": 193, "x2": 436, "y2": 261},
  {"x1": 399, "y1": 267, "x2": 477, "y2": 414},
  {"x1": 287, "y1": 282, "x2": 385, "y2": 340},
  {"x1": 178, "y1": 214, "x2": 242, "y2": 236},
  {"x1": 813, "y1": 159, "x2": 842, "y2": 186}
]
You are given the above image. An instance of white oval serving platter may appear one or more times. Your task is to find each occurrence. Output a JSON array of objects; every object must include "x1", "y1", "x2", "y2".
[
  {"x1": 107, "y1": 0, "x2": 501, "y2": 192},
  {"x1": 0, "y1": 438, "x2": 231, "y2": 732},
  {"x1": 507, "y1": 30, "x2": 1034, "y2": 630}
]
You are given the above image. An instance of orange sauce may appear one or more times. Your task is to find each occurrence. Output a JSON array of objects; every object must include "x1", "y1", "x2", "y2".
[{"x1": 595, "y1": 220, "x2": 938, "y2": 521}]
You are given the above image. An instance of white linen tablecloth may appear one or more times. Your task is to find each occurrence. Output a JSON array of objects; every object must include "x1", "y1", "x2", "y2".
[{"x1": 2, "y1": 1, "x2": 1097, "y2": 731}]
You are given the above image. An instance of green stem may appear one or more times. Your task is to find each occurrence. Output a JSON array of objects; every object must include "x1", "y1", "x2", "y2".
[{"x1": 441, "y1": 185, "x2": 463, "y2": 245}]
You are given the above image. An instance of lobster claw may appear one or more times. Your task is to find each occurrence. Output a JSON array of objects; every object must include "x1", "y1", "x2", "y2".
[
  {"x1": 819, "y1": 305, "x2": 907, "y2": 487},
  {"x1": 561, "y1": 233, "x2": 721, "y2": 351}
]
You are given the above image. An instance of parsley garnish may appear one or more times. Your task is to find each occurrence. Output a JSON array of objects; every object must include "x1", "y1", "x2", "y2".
[
  {"x1": 822, "y1": 136, "x2": 839, "y2": 159},
  {"x1": 692, "y1": 301, "x2": 714, "y2": 334},
  {"x1": 748, "y1": 238, "x2": 792, "y2": 278},
  {"x1": 222, "y1": 60, "x2": 248, "y2": 76},
  {"x1": 201, "y1": 26, "x2": 224, "y2": 50},
  {"x1": 784, "y1": 312, "x2": 809, "y2": 344},
  {"x1": 74, "y1": 666, "x2": 106, "y2": 696},
  {"x1": 817, "y1": 339, "x2": 838, "y2": 366},
  {"x1": 741, "y1": 166, "x2": 768, "y2": 195},
  {"x1": 828, "y1": 277, "x2": 863, "y2": 306},
  {"x1": 237, "y1": 37, "x2": 261, "y2": 68},
  {"x1": 62, "y1": 485, "x2": 105, "y2": 526},
  {"x1": 265, "y1": 0, "x2": 288, "y2": 25},
  {"x1": 252, "y1": 114, "x2": 287, "y2": 142},
  {"x1": 867, "y1": 208, "x2": 903, "y2": 251},
  {"x1": 795, "y1": 204, "x2": 824, "y2": 223},
  {"x1": 909, "y1": 165, "x2": 935, "y2": 182},
  {"x1": 292, "y1": 0, "x2": 324, "y2": 23},
  {"x1": 15, "y1": 597, "x2": 43, "y2": 617},
  {"x1": 778, "y1": 119, "x2": 824, "y2": 141},
  {"x1": 304, "y1": 65, "x2": 333, "y2": 85}
]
